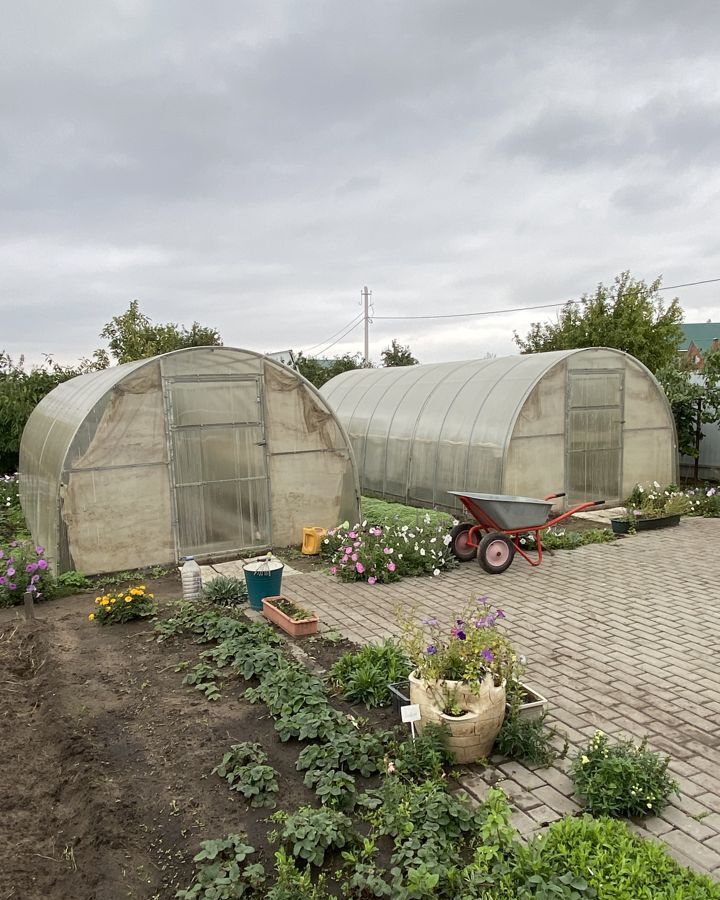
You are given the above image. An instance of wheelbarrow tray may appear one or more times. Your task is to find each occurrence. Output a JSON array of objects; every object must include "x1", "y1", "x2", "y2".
[{"x1": 448, "y1": 491, "x2": 553, "y2": 531}]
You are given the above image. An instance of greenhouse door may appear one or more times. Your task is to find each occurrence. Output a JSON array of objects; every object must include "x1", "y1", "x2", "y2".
[
  {"x1": 566, "y1": 369, "x2": 624, "y2": 505},
  {"x1": 165, "y1": 375, "x2": 271, "y2": 559}
]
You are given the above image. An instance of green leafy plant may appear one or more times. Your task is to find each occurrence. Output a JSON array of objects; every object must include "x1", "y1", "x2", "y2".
[
  {"x1": 180, "y1": 662, "x2": 223, "y2": 701},
  {"x1": 532, "y1": 815, "x2": 720, "y2": 899},
  {"x1": 212, "y1": 743, "x2": 279, "y2": 808},
  {"x1": 496, "y1": 711, "x2": 567, "y2": 767},
  {"x1": 619, "y1": 482, "x2": 692, "y2": 524},
  {"x1": 338, "y1": 838, "x2": 393, "y2": 898},
  {"x1": 271, "y1": 806, "x2": 355, "y2": 867},
  {"x1": 57, "y1": 570, "x2": 91, "y2": 592},
  {"x1": 266, "y1": 849, "x2": 329, "y2": 899},
  {"x1": 313, "y1": 769, "x2": 357, "y2": 809},
  {"x1": 570, "y1": 731, "x2": 678, "y2": 817},
  {"x1": 388, "y1": 723, "x2": 455, "y2": 781},
  {"x1": 201, "y1": 574, "x2": 248, "y2": 606},
  {"x1": 88, "y1": 584, "x2": 156, "y2": 624},
  {"x1": 176, "y1": 833, "x2": 265, "y2": 899},
  {"x1": 329, "y1": 640, "x2": 411, "y2": 707},
  {"x1": 297, "y1": 730, "x2": 391, "y2": 782}
]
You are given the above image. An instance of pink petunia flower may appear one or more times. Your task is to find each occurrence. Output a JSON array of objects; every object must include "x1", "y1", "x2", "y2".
[
  {"x1": 330, "y1": 566, "x2": 337, "y2": 575},
  {"x1": 368, "y1": 576, "x2": 377, "y2": 585},
  {"x1": 355, "y1": 562, "x2": 365, "y2": 574},
  {"x1": 387, "y1": 561, "x2": 396, "y2": 572}
]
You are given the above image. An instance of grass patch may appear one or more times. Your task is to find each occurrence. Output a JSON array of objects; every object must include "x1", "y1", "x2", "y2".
[{"x1": 361, "y1": 496, "x2": 452, "y2": 530}]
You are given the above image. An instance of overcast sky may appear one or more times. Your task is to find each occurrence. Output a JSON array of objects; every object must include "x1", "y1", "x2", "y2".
[{"x1": 2, "y1": 1, "x2": 719, "y2": 368}]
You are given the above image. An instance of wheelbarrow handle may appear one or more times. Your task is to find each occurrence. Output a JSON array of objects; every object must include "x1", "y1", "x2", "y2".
[
  {"x1": 543, "y1": 491, "x2": 566, "y2": 500},
  {"x1": 593, "y1": 499, "x2": 605, "y2": 506}
]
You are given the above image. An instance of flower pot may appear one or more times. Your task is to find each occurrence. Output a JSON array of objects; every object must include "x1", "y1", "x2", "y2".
[
  {"x1": 611, "y1": 514, "x2": 681, "y2": 535},
  {"x1": 409, "y1": 672, "x2": 506, "y2": 763},
  {"x1": 514, "y1": 681, "x2": 548, "y2": 721},
  {"x1": 262, "y1": 596, "x2": 319, "y2": 637}
]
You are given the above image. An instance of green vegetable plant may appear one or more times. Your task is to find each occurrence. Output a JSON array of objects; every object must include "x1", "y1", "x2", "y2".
[
  {"x1": 313, "y1": 769, "x2": 357, "y2": 809},
  {"x1": 271, "y1": 806, "x2": 355, "y2": 867},
  {"x1": 201, "y1": 574, "x2": 248, "y2": 606},
  {"x1": 176, "y1": 833, "x2": 265, "y2": 899},
  {"x1": 179, "y1": 662, "x2": 223, "y2": 701},
  {"x1": 387, "y1": 722, "x2": 455, "y2": 781},
  {"x1": 297, "y1": 730, "x2": 391, "y2": 782},
  {"x1": 212, "y1": 743, "x2": 279, "y2": 808},
  {"x1": 266, "y1": 596, "x2": 314, "y2": 621},
  {"x1": 570, "y1": 731, "x2": 678, "y2": 817},
  {"x1": 338, "y1": 838, "x2": 393, "y2": 898},
  {"x1": 329, "y1": 640, "x2": 411, "y2": 708},
  {"x1": 495, "y1": 710, "x2": 567, "y2": 767},
  {"x1": 265, "y1": 849, "x2": 329, "y2": 900}
]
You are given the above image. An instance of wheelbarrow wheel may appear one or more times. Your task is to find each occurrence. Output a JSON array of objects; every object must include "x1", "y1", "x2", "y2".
[
  {"x1": 478, "y1": 532, "x2": 515, "y2": 574},
  {"x1": 450, "y1": 523, "x2": 477, "y2": 561}
]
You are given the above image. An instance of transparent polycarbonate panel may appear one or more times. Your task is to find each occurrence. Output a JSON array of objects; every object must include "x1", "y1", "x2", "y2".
[
  {"x1": 175, "y1": 478, "x2": 270, "y2": 556},
  {"x1": 568, "y1": 409, "x2": 622, "y2": 451},
  {"x1": 623, "y1": 359, "x2": 676, "y2": 430},
  {"x1": 504, "y1": 435, "x2": 565, "y2": 499},
  {"x1": 160, "y1": 346, "x2": 263, "y2": 377},
  {"x1": 569, "y1": 373, "x2": 623, "y2": 409},
  {"x1": 170, "y1": 379, "x2": 261, "y2": 426},
  {"x1": 512, "y1": 361, "x2": 566, "y2": 438},
  {"x1": 622, "y1": 429, "x2": 677, "y2": 497},
  {"x1": 567, "y1": 409, "x2": 622, "y2": 502}
]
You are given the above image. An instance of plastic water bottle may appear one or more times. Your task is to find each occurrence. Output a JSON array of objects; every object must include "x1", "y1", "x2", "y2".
[{"x1": 180, "y1": 556, "x2": 202, "y2": 601}]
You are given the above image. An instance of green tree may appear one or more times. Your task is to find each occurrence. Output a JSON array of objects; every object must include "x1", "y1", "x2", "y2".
[
  {"x1": 100, "y1": 299, "x2": 222, "y2": 363},
  {"x1": 514, "y1": 272, "x2": 684, "y2": 375},
  {"x1": 381, "y1": 339, "x2": 419, "y2": 367},
  {"x1": 0, "y1": 352, "x2": 108, "y2": 472},
  {"x1": 295, "y1": 352, "x2": 366, "y2": 389},
  {"x1": 657, "y1": 351, "x2": 720, "y2": 459}
]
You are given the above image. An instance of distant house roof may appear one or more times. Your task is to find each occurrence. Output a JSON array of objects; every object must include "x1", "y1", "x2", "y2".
[{"x1": 679, "y1": 323, "x2": 720, "y2": 352}]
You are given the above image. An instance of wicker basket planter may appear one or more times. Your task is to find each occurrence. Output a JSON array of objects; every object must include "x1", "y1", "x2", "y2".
[
  {"x1": 409, "y1": 671, "x2": 506, "y2": 763},
  {"x1": 262, "y1": 595, "x2": 319, "y2": 637}
]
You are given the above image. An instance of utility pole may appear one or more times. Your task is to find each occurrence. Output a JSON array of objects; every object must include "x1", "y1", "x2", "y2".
[{"x1": 361, "y1": 286, "x2": 371, "y2": 364}]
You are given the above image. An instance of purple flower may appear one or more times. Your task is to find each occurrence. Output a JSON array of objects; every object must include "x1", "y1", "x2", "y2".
[
  {"x1": 450, "y1": 627, "x2": 466, "y2": 640},
  {"x1": 30, "y1": 575, "x2": 40, "y2": 584},
  {"x1": 426, "y1": 645, "x2": 438, "y2": 655},
  {"x1": 35, "y1": 546, "x2": 44, "y2": 555},
  {"x1": 37, "y1": 560, "x2": 48, "y2": 570},
  {"x1": 481, "y1": 648, "x2": 495, "y2": 663},
  {"x1": 348, "y1": 531, "x2": 358, "y2": 539},
  {"x1": 423, "y1": 617, "x2": 439, "y2": 626},
  {"x1": 26, "y1": 563, "x2": 38, "y2": 573},
  {"x1": 6, "y1": 567, "x2": 15, "y2": 577},
  {"x1": 496, "y1": 609, "x2": 506, "y2": 619},
  {"x1": 0, "y1": 577, "x2": 5, "y2": 585},
  {"x1": 456, "y1": 618, "x2": 464, "y2": 627},
  {"x1": 476, "y1": 595, "x2": 489, "y2": 605},
  {"x1": 10, "y1": 541, "x2": 17, "y2": 548},
  {"x1": 8, "y1": 583, "x2": 16, "y2": 591}
]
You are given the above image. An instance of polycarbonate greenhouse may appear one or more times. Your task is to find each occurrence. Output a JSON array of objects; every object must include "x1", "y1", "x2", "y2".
[
  {"x1": 20, "y1": 347, "x2": 360, "y2": 575},
  {"x1": 321, "y1": 348, "x2": 678, "y2": 512}
]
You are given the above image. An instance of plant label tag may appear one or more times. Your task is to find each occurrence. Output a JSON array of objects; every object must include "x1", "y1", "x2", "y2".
[{"x1": 401, "y1": 704, "x2": 421, "y2": 723}]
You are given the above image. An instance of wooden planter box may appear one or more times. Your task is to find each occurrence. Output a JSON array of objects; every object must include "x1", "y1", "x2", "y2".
[
  {"x1": 611, "y1": 514, "x2": 681, "y2": 535},
  {"x1": 515, "y1": 681, "x2": 548, "y2": 721},
  {"x1": 262, "y1": 595, "x2": 319, "y2": 637}
]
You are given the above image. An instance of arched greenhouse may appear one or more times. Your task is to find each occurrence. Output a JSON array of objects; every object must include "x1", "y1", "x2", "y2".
[
  {"x1": 321, "y1": 348, "x2": 678, "y2": 512},
  {"x1": 20, "y1": 347, "x2": 360, "y2": 575}
]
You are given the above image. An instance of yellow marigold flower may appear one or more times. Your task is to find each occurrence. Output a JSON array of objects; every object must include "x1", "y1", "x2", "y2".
[
  {"x1": 110, "y1": 598, "x2": 116, "y2": 604},
  {"x1": 125, "y1": 597, "x2": 132, "y2": 603},
  {"x1": 88, "y1": 613, "x2": 95, "y2": 621},
  {"x1": 100, "y1": 599, "x2": 109, "y2": 606},
  {"x1": 95, "y1": 596, "x2": 101, "y2": 602},
  {"x1": 139, "y1": 585, "x2": 145, "y2": 590},
  {"x1": 148, "y1": 593, "x2": 154, "y2": 598}
]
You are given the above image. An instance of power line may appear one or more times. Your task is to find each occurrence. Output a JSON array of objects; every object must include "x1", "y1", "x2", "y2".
[
  {"x1": 371, "y1": 276, "x2": 720, "y2": 322},
  {"x1": 310, "y1": 318, "x2": 364, "y2": 357},
  {"x1": 299, "y1": 312, "x2": 364, "y2": 354}
]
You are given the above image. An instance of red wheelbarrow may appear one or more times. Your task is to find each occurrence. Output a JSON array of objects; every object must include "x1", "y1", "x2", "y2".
[{"x1": 447, "y1": 491, "x2": 605, "y2": 574}]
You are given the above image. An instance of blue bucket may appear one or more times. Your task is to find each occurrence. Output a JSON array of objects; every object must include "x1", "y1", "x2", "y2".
[{"x1": 243, "y1": 558, "x2": 284, "y2": 611}]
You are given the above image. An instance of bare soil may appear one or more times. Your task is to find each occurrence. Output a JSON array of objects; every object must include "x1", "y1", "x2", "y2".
[{"x1": 0, "y1": 575, "x2": 385, "y2": 900}]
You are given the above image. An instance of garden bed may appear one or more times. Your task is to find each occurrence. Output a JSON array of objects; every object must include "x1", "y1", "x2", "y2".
[{"x1": 0, "y1": 579, "x2": 393, "y2": 898}]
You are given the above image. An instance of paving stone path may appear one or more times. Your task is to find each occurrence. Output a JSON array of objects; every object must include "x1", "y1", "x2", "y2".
[{"x1": 283, "y1": 517, "x2": 720, "y2": 878}]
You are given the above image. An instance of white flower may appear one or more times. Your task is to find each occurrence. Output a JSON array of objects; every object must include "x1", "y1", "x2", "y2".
[
  {"x1": 443, "y1": 534, "x2": 451, "y2": 546},
  {"x1": 433, "y1": 568, "x2": 440, "y2": 576},
  {"x1": 420, "y1": 548, "x2": 426, "y2": 556},
  {"x1": 423, "y1": 514, "x2": 431, "y2": 524}
]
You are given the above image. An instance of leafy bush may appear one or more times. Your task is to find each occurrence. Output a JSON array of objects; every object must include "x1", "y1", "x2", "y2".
[
  {"x1": 622, "y1": 482, "x2": 692, "y2": 522},
  {"x1": 495, "y1": 711, "x2": 566, "y2": 767},
  {"x1": 0, "y1": 540, "x2": 54, "y2": 607},
  {"x1": 271, "y1": 806, "x2": 355, "y2": 867},
  {"x1": 266, "y1": 849, "x2": 329, "y2": 900},
  {"x1": 57, "y1": 570, "x2": 91, "y2": 593},
  {"x1": 88, "y1": 584, "x2": 156, "y2": 624},
  {"x1": 313, "y1": 769, "x2": 357, "y2": 809},
  {"x1": 533, "y1": 815, "x2": 720, "y2": 899},
  {"x1": 0, "y1": 474, "x2": 27, "y2": 542},
  {"x1": 212, "y1": 743, "x2": 279, "y2": 808},
  {"x1": 388, "y1": 723, "x2": 455, "y2": 781},
  {"x1": 360, "y1": 498, "x2": 452, "y2": 530},
  {"x1": 323, "y1": 518, "x2": 455, "y2": 584},
  {"x1": 521, "y1": 528, "x2": 614, "y2": 551},
  {"x1": 570, "y1": 731, "x2": 678, "y2": 817},
  {"x1": 176, "y1": 833, "x2": 265, "y2": 899},
  {"x1": 329, "y1": 640, "x2": 411, "y2": 707},
  {"x1": 297, "y1": 730, "x2": 391, "y2": 783},
  {"x1": 684, "y1": 484, "x2": 720, "y2": 518},
  {"x1": 201, "y1": 574, "x2": 248, "y2": 606}
]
